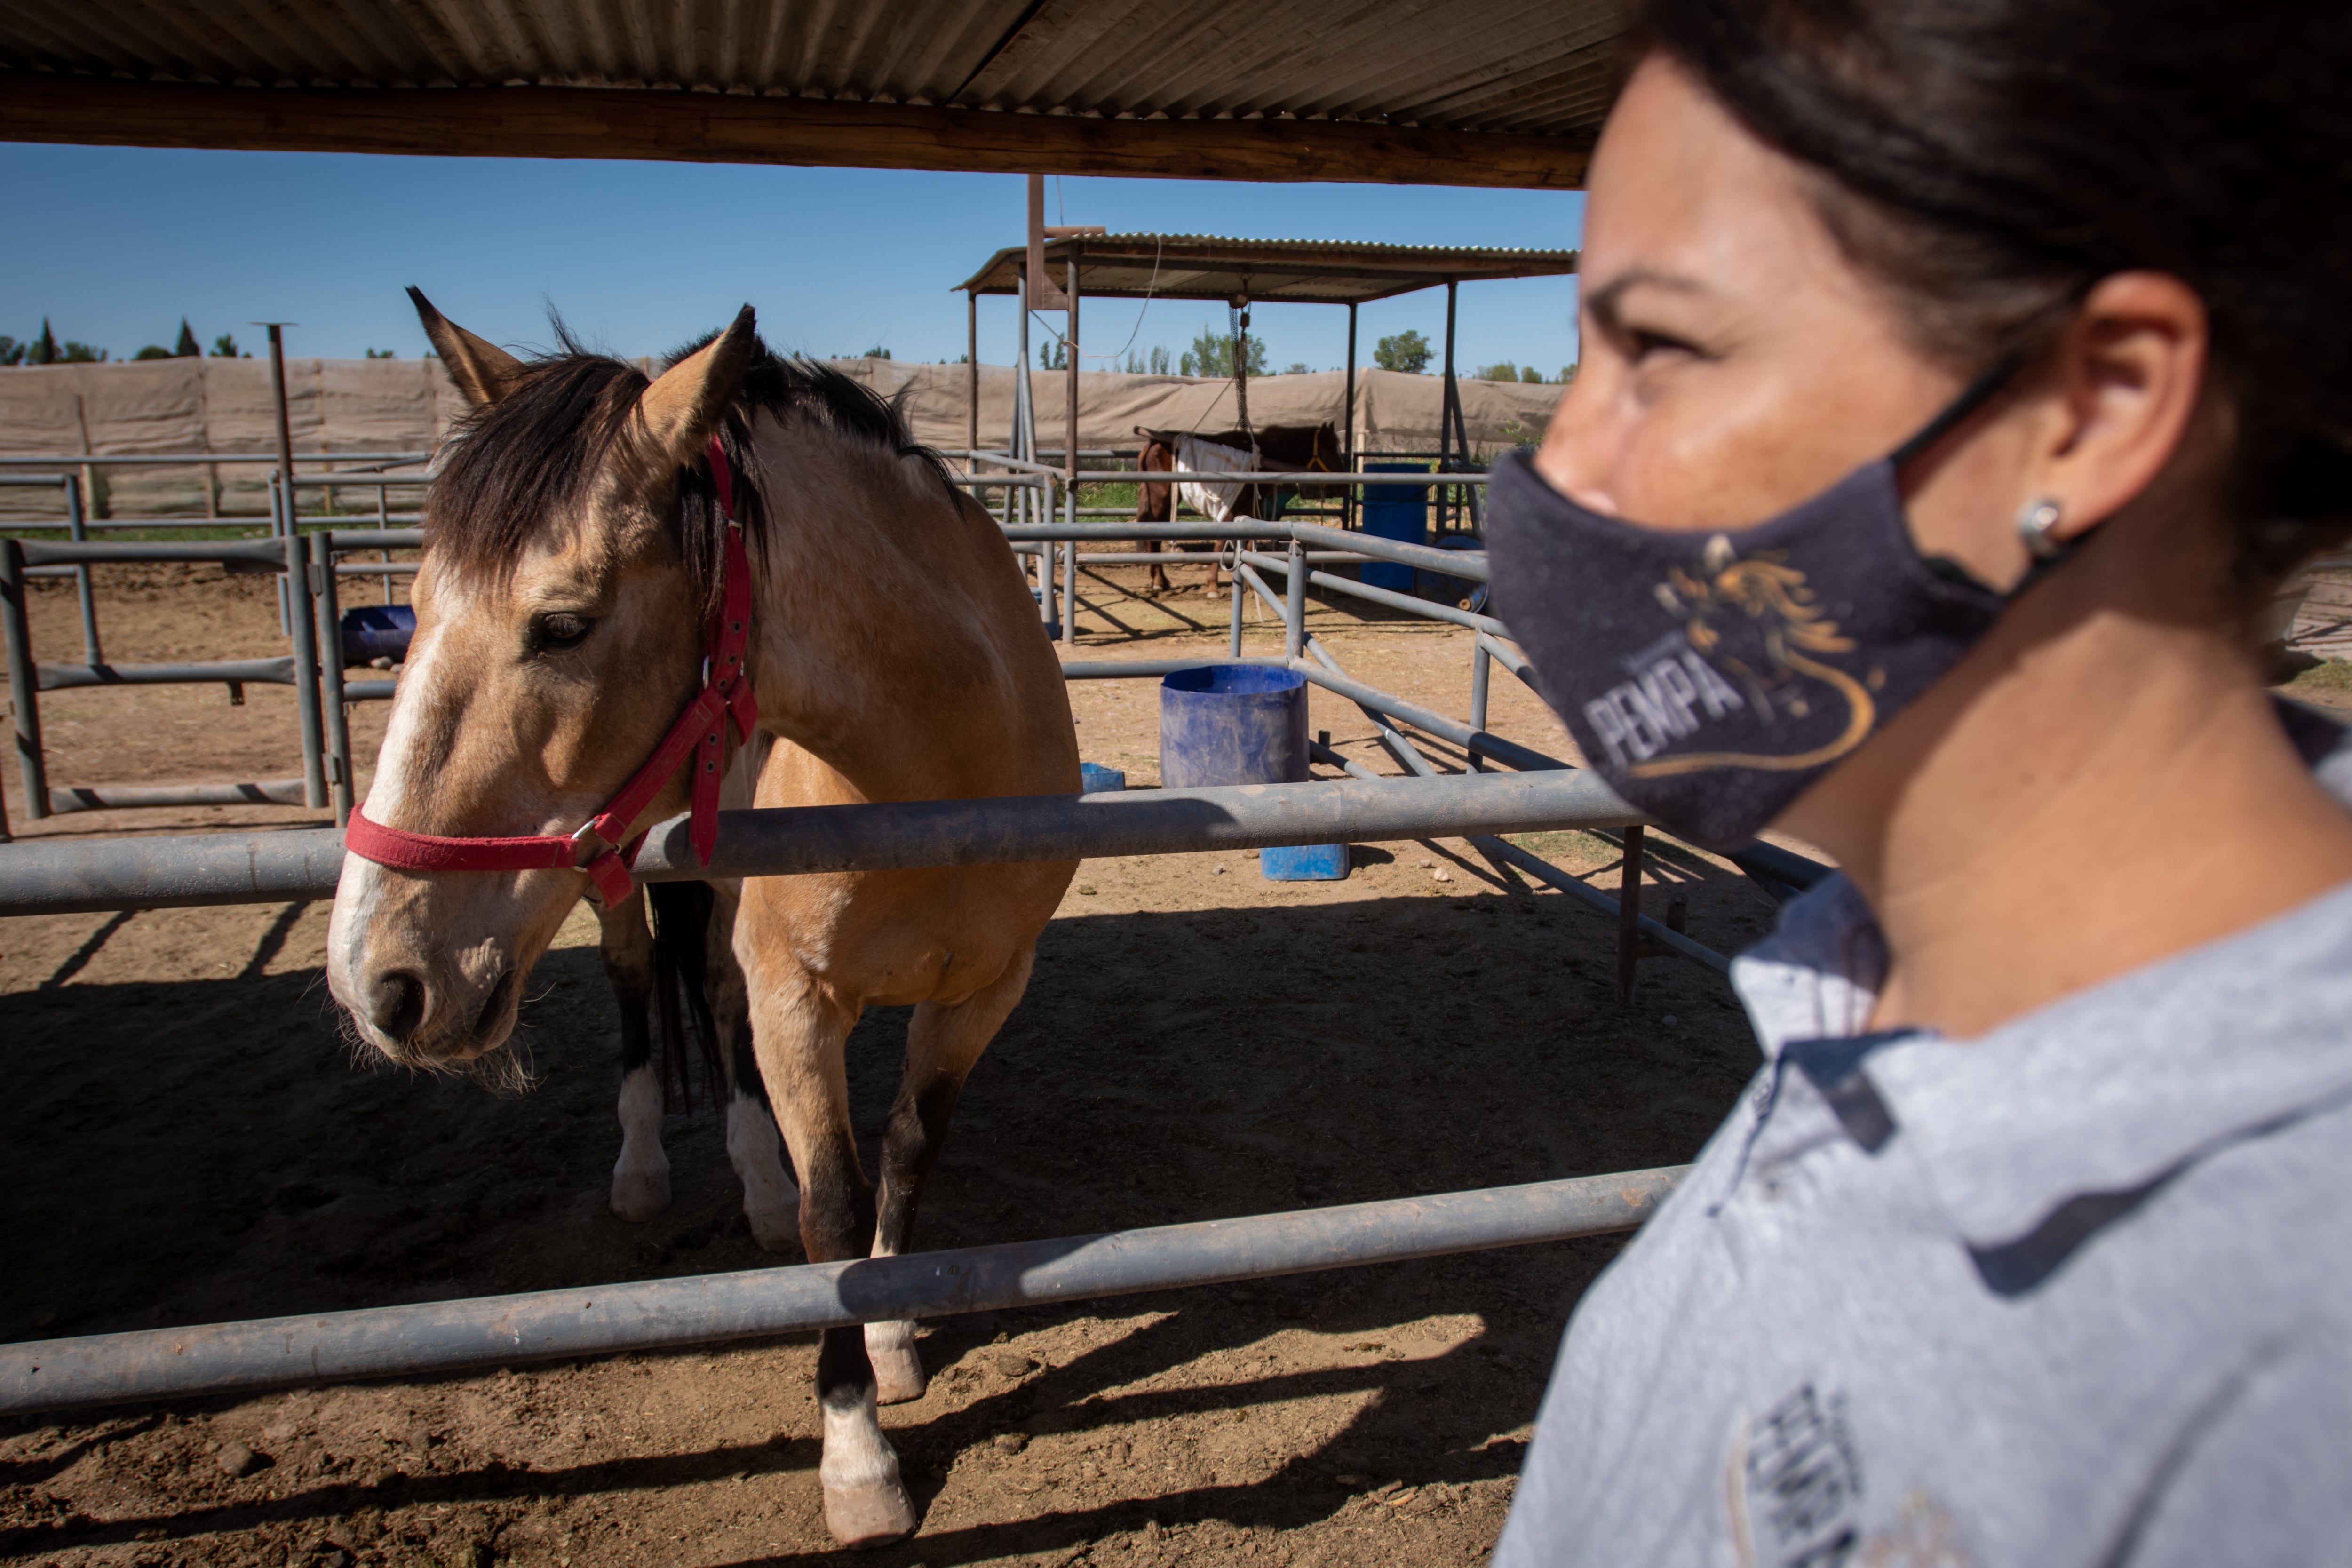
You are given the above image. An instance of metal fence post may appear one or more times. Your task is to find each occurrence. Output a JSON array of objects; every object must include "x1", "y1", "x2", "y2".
[
  {"x1": 1062, "y1": 482, "x2": 1078, "y2": 647},
  {"x1": 1615, "y1": 824, "x2": 1647, "y2": 1003},
  {"x1": 1469, "y1": 638, "x2": 1491, "y2": 773},
  {"x1": 1, "y1": 538, "x2": 47, "y2": 820},
  {"x1": 284, "y1": 532, "x2": 328, "y2": 809},
  {"x1": 1229, "y1": 552, "x2": 1245, "y2": 656},
  {"x1": 63, "y1": 474, "x2": 101, "y2": 668},
  {"x1": 310, "y1": 531, "x2": 354, "y2": 826},
  {"x1": 1284, "y1": 536, "x2": 1307, "y2": 661}
]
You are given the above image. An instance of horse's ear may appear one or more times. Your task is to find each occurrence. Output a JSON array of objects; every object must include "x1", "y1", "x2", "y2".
[
  {"x1": 633, "y1": 306, "x2": 758, "y2": 475},
  {"x1": 407, "y1": 287, "x2": 525, "y2": 409}
]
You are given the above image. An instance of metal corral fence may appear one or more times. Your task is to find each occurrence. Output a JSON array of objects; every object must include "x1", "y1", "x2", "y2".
[{"x1": 0, "y1": 450, "x2": 1830, "y2": 1416}]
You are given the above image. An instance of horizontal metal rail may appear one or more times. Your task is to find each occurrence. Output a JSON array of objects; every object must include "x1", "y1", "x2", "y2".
[
  {"x1": 18, "y1": 538, "x2": 287, "y2": 569},
  {"x1": 1239, "y1": 549, "x2": 1504, "y2": 636},
  {"x1": 1289, "y1": 521, "x2": 1489, "y2": 583},
  {"x1": 35, "y1": 656, "x2": 297, "y2": 692},
  {"x1": 1072, "y1": 470, "x2": 1490, "y2": 486},
  {"x1": 0, "y1": 1166, "x2": 1685, "y2": 1415},
  {"x1": 44, "y1": 780, "x2": 308, "y2": 814},
  {"x1": 0, "y1": 452, "x2": 428, "y2": 467},
  {"x1": 0, "y1": 769, "x2": 1647, "y2": 917}
]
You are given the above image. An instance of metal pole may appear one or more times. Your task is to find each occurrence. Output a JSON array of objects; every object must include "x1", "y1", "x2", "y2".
[
  {"x1": 284, "y1": 532, "x2": 328, "y2": 809},
  {"x1": 966, "y1": 288, "x2": 980, "y2": 461},
  {"x1": 64, "y1": 474, "x2": 100, "y2": 667},
  {"x1": 0, "y1": 768, "x2": 1652, "y2": 917},
  {"x1": 266, "y1": 324, "x2": 297, "y2": 635},
  {"x1": 1616, "y1": 824, "x2": 1646, "y2": 1003},
  {"x1": 0, "y1": 1166, "x2": 1684, "y2": 1416},
  {"x1": 311, "y1": 531, "x2": 354, "y2": 826},
  {"x1": 1343, "y1": 301, "x2": 1359, "y2": 531},
  {"x1": 1285, "y1": 536, "x2": 1306, "y2": 660},
  {"x1": 1229, "y1": 564, "x2": 1245, "y2": 656},
  {"x1": 1, "y1": 538, "x2": 47, "y2": 820},
  {"x1": 1064, "y1": 250, "x2": 1080, "y2": 648},
  {"x1": 1470, "y1": 638, "x2": 1491, "y2": 773},
  {"x1": 1440, "y1": 280, "x2": 1459, "y2": 533}
]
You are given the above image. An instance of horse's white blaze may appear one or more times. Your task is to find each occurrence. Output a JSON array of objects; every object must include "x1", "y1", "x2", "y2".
[
  {"x1": 609, "y1": 1064, "x2": 670, "y2": 1221},
  {"x1": 325, "y1": 578, "x2": 456, "y2": 1033},
  {"x1": 818, "y1": 1387, "x2": 902, "y2": 1492},
  {"x1": 725, "y1": 1095, "x2": 799, "y2": 1250}
]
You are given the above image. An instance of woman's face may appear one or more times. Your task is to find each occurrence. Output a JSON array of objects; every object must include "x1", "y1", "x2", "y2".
[{"x1": 1538, "y1": 54, "x2": 2039, "y2": 588}]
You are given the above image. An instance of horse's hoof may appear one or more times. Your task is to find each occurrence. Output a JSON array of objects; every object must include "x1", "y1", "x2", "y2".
[
  {"x1": 609, "y1": 1170, "x2": 670, "y2": 1222},
  {"x1": 823, "y1": 1478, "x2": 917, "y2": 1548},
  {"x1": 747, "y1": 1203, "x2": 799, "y2": 1254}
]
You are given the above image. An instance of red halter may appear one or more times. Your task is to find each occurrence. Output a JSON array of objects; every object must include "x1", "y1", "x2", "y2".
[{"x1": 344, "y1": 437, "x2": 759, "y2": 905}]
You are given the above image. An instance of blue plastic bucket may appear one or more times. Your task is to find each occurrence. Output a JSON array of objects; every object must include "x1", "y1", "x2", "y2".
[
  {"x1": 1159, "y1": 665, "x2": 1310, "y2": 788},
  {"x1": 1159, "y1": 665, "x2": 1348, "y2": 882},
  {"x1": 341, "y1": 604, "x2": 416, "y2": 666},
  {"x1": 1079, "y1": 762, "x2": 1127, "y2": 792},
  {"x1": 1358, "y1": 463, "x2": 1431, "y2": 593}
]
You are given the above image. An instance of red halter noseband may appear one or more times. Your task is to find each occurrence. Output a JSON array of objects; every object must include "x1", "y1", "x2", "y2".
[{"x1": 344, "y1": 437, "x2": 759, "y2": 905}]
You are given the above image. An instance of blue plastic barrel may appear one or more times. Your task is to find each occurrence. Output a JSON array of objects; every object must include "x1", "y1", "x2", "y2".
[
  {"x1": 1358, "y1": 463, "x2": 1431, "y2": 593},
  {"x1": 1159, "y1": 665, "x2": 1347, "y2": 881},
  {"x1": 1079, "y1": 762, "x2": 1126, "y2": 792},
  {"x1": 341, "y1": 604, "x2": 416, "y2": 666},
  {"x1": 1160, "y1": 665, "x2": 1310, "y2": 788}
]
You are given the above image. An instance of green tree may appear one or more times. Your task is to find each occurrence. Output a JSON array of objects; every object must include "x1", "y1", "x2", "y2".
[
  {"x1": 30, "y1": 320, "x2": 59, "y2": 365},
  {"x1": 1374, "y1": 329, "x2": 1431, "y2": 374},
  {"x1": 211, "y1": 333, "x2": 241, "y2": 358},
  {"x1": 134, "y1": 344, "x2": 175, "y2": 360},
  {"x1": 0, "y1": 337, "x2": 23, "y2": 366},
  {"x1": 1177, "y1": 324, "x2": 1266, "y2": 378},
  {"x1": 58, "y1": 341, "x2": 106, "y2": 362},
  {"x1": 1475, "y1": 360, "x2": 1519, "y2": 382},
  {"x1": 863, "y1": 345, "x2": 892, "y2": 360},
  {"x1": 1521, "y1": 365, "x2": 1546, "y2": 383},
  {"x1": 1037, "y1": 339, "x2": 1066, "y2": 370},
  {"x1": 365, "y1": 347, "x2": 397, "y2": 358},
  {"x1": 174, "y1": 319, "x2": 200, "y2": 357}
]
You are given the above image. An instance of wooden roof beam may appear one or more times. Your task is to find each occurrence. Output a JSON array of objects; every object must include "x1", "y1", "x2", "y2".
[{"x1": 0, "y1": 72, "x2": 1592, "y2": 189}]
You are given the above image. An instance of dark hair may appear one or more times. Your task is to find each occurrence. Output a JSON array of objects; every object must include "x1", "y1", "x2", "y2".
[
  {"x1": 1639, "y1": 0, "x2": 2352, "y2": 581},
  {"x1": 429, "y1": 326, "x2": 946, "y2": 621}
]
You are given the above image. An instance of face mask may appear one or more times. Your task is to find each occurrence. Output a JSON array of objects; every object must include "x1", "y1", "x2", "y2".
[{"x1": 1485, "y1": 364, "x2": 2039, "y2": 850}]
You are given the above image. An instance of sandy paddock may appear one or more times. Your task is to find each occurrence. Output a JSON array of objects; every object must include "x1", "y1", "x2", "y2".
[{"x1": 4, "y1": 551, "x2": 1853, "y2": 1566}]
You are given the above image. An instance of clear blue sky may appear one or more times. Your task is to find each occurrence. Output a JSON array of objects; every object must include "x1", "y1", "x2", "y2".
[{"x1": 1, "y1": 145, "x2": 1583, "y2": 376}]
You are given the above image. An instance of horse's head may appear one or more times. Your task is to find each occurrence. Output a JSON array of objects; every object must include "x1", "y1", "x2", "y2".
[{"x1": 327, "y1": 291, "x2": 759, "y2": 1068}]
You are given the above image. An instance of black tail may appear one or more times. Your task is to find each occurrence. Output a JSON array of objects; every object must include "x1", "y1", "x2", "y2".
[{"x1": 647, "y1": 881, "x2": 725, "y2": 1115}]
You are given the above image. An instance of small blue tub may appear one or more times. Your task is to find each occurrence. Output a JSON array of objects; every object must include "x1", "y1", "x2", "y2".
[
  {"x1": 1079, "y1": 762, "x2": 1127, "y2": 792},
  {"x1": 341, "y1": 604, "x2": 416, "y2": 666},
  {"x1": 1159, "y1": 665, "x2": 1347, "y2": 882}
]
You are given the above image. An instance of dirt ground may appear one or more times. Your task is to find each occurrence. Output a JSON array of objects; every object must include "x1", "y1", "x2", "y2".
[{"x1": 0, "y1": 551, "x2": 1891, "y2": 1566}]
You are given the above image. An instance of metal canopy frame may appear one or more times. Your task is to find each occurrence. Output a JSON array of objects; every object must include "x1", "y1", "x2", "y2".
[{"x1": 960, "y1": 230, "x2": 1580, "y2": 550}]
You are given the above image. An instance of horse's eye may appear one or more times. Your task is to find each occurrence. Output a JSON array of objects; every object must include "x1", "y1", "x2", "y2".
[{"x1": 532, "y1": 613, "x2": 595, "y2": 653}]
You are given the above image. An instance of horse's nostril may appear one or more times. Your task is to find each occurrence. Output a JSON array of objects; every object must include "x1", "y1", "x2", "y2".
[{"x1": 368, "y1": 970, "x2": 428, "y2": 1041}]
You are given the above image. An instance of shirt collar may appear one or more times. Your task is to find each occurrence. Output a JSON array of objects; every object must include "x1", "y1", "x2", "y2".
[{"x1": 1728, "y1": 705, "x2": 2352, "y2": 1253}]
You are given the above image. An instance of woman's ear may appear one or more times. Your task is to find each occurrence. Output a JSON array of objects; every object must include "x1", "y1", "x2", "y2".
[{"x1": 2026, "y1": 271, "x2": 2210, "y2": 547}]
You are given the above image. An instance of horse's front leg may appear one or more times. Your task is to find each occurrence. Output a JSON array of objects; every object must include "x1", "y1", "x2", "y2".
[
  {"x1": 705, "y1": 886, "x2": 799, "y2": 1251},
  {"x1": 739, "y1": 891, "x2": 914, "y2": 1548},
  {"x1": 597, "y1": 890, "x2": 670, "y2": 1222},
  {"x1": 865, "y1": 947, "x2": 1038, "y2": 1405}
]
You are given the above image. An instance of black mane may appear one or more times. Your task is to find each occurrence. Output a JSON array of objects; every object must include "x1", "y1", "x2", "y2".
[{"x1": 426, "y1": 325, "x2": 949, "y2": 620}]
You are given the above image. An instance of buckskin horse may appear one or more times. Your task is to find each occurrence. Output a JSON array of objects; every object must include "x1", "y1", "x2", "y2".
[{"x1": 326, "y1": 292, "x2": 1080, "y2": 1546}]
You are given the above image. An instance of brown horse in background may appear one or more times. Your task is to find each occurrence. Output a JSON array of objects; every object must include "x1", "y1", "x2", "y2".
[
  {"x1": 327, "y1": 294, "x2": 1079, "y2": 1548},
  {"x1": 1134, "y1": 424, "x2": 1343, "y2": 591}
]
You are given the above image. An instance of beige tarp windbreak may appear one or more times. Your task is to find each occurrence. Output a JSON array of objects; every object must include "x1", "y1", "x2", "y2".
[{"x1": 0, "y1": 357, "x2": 1562, "y2": 521}]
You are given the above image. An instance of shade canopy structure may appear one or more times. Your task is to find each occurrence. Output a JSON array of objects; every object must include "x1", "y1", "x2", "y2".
[
  {"x1": 955, "y1": 235, "x2": 1582, "y2": 308},
  {"x1": 0, "y1": 0, "x2": 1623, "y2": 188}
]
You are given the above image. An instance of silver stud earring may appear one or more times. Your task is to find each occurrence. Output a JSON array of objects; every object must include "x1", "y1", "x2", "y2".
[{"x1": 2015, "y1": 497, "x2": 2066, "y2": 560}]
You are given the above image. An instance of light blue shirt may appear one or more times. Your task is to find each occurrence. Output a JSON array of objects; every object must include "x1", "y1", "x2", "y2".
[{"x1": 1494, "y1": 858, "x2": 2352, "y2": 1567}]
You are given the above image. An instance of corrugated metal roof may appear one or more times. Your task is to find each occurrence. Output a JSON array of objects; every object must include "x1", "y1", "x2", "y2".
[
  {"x1": 0, "y1": 0, "x2": 1624, "y2": 135},
  {"x1": 956, "y1": 233, "x2": 1581, "y2": 304}
]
